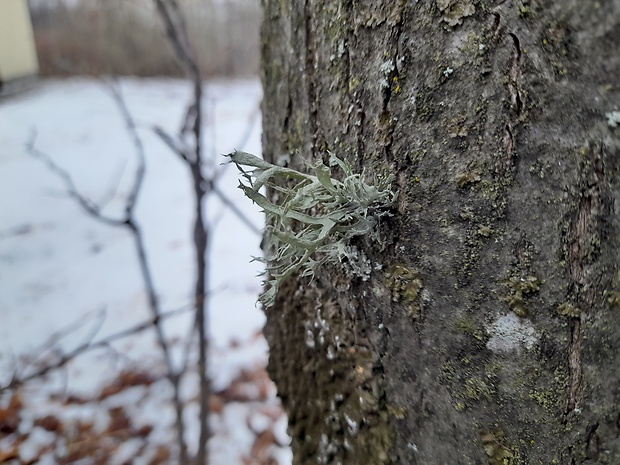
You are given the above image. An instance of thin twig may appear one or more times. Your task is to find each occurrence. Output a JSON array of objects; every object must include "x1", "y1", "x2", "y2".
[
  {"x1": 211, "y1": 185, "x2": 262, "y2": 235},
  {"x1": 108, "y1": 78, "x2": 191, "y2": 464},
  {"x1": 2, "y1": 306, "x2": 192, "y2": 393},
  {"x1": 154, "y1": 129, "x2": 262, "y2": 236},
  {"x1": 26, "y1": 131, "x2": 125, "y2": 227},
  {"x1": 153, "y1": 126, "x2": 189, "y2": 162},
  {"x1": 97, "y1": 158, "x2": 129, "y2": 210},
  {"x1": 105, "y1": 79, "x2": 146, "y2": 218},
  {"x1": 26, "y1": 83, "x2": 190, "y2": 463},
  {"x1": 153, "y1": 2, "x2": 209, "y2": 464}
]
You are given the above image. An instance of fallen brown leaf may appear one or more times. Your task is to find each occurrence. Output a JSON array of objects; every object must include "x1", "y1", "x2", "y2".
[{"x1": 34, "y1": 415, "x2": 63, "y2": 432}]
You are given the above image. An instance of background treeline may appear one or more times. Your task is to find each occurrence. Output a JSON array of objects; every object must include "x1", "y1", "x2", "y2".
[{"x1": 28, "y1": 0, "x2": 261, "y2": 77}]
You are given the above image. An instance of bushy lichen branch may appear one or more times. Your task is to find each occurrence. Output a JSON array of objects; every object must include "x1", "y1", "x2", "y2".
[{"x1": 227, "y1": 151, "x2": 397, "y2": 307}]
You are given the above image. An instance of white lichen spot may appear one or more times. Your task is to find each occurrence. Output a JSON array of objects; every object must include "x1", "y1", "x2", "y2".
[
  {"x1": 605, "y1": 110, "x2": 620, "y2": 128},
  {"x1": 338, "y1": 40, "x2": 346, "y2": 58},
  {"x1": 343, "y1": 413, "x2": 359, "y2": 436},
  {"x1": 407, "y1": 443, "x2": 419, "y2": 452},
  {"x1": 326, "y1": 345, "x2": 336, "y2": 360},
  {"x1": 305, "y1": 327, "x2": 315, "y2": 349},
  {"x1": 379, "y1": 60, "x2": 395, "y2": 88},
  {"x1": 380, "y1": 60, "x2": 395, "y2": 75},
  {"x1": 486, "y1": 313, "x2": 539, "y2": 352},
  {"x1": 317, "y1": 433, "x2": 339, "y2": 465}
]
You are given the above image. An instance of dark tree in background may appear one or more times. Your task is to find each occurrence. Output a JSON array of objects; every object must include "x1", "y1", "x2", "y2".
[{"x1": 260, "y1": 1, "x2": 620, "y2": 464}]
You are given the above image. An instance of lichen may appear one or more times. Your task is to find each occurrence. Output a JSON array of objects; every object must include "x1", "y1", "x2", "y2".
[
  {"x1": 447, "y1": 112, "x2": 468, "y2": 137},
  {"x1": 385, "y1": 264, "x2": 423, "y2": 316},
  {"x1": 605, "y1": 110, "x2": 620, "y2": 128},
  {"x1": 436, "y1": 0, "x2": 475, "y2": 27},
  {"x1": 387, "y1": 404, "x2": 407, "y2": 419},
  {"x1": 528, "y1": 388, "x2": 560, "y2": 411},
  {"x1": 606, "y1": 291, "x2": 620, "y2": 308},
  {"x1": 556, "y1": 302, "x2": 580, "y2": 318},
  {"x1": 486, "y1": 313, "x2": 539, "y2": 353},
  {"x1": 456, "y1": 317, "x2": 487, "y2": 342},
  {"x1": 228, "y1": 151, "x2": 397, "y2": 307},
  {"x1": 477, "y1": 225, "x2": 494, "y2": 237},
  {"x1": 453, "y1": 401, "x2": 466, "y2": 412},
  {"x1": 464, "y1": 377, "x2": 495, "y2": 400},
  {"x1": 481, "y1": 431, "x2": 521, "y2": 465},
  {"x1": 456, "y1": 170, "x2": 482, "y2": 187},
  {"x1": 504, "y1": 276, "x2": 541, "y2": 317},
  {"x1": 288, "y1": 285, "x2": 395, "y2": 465}
]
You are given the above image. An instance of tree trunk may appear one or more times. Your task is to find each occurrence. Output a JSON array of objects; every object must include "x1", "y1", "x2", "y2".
[{"x1": 260, "y1": 1, "x2": 620, "y2": 464}]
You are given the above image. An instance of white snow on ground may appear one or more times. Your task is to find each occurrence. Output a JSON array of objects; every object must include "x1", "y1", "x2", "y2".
[{"x1": 0, "y1": 78, "x2": 291, "y2": 465}]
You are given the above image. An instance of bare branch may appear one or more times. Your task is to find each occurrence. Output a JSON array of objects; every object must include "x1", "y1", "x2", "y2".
[
  {"x1": 105, "y1": 79, "x2": 146, "y2": 218},
  {"x1": 211, "y1": 185, "x2": 262, "y2": 236},
  {"x1": 28, "y1": 87, "x2": 190, "y2": 462},
  {"x1": 153, "y1": 125, "x2": 189, "y2": 162},
  {"x1": 2, "y1": 305, "x2": 192, "y2": 393},
  {"x1": 153, "y1": 0, "x2": 200, "y2": 82},
  {"x1": 26, "y1": 131, "x2": 126, "y2": 227},
  {"x1": 155, "y1": 117, "x2": 261, "y2": 236},
  {"x1": 153, "y1": 3, "x2": 209, "y2": 464},
  {"x1": 180, "y1": 101, "x2": 198, "y2": 140},
  {"x1": 97, "y1": 158, "x2": 129, "y2": 210}
]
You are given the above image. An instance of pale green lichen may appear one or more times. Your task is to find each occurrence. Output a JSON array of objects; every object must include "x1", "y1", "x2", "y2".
[
  {"x1": 606, "y1": 291, "x2": 620, "y2": 308},
  {"x1": 385, "y1": 264, "x2": 423, "y2": 316},
  {"x1": 556, "y1": 303, "x2": 580, "y2": 318},
  {"x1": 605, "y1": 110, "x2": 620, "y2": 128},
  {"x1": 387, "y1": 404, "x2": 407, "y2": 419},
  {"x1": 437, "y1": 0, "x2": 475, "y2": 27},
  {"x1": 456, "y1": 317, "x2": 487, "y2": 342},
  {"x1": 481, "y1": 431, "x2": 521, "y2": 465},
  {"x1": 456, "y1": 170, "x2": 482, "y2": 187},
  {"x1": 227, "y1": 151, "x2": 397, "y2": 307},
  {"x1": 465, "y1": 377, "x2": 495, "y2": 401},
  {"x1": 504, "y1": 276, "x2": 541, "y2": 317},
  {"x1": 528, "y1": 388, "x2": 560, "y2": 411}
]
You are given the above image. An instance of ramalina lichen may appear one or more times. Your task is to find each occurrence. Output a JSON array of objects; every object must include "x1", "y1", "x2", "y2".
[{"x1": 227, "y1": 151, "x2": 397, "y2": 307}]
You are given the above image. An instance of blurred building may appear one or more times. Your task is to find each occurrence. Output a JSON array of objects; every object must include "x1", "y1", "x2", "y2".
[{"x1": 0, "y1": 0, "x2": 39, "y2": 95}]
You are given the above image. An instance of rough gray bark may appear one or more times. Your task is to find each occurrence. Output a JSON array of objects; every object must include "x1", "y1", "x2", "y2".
[{"x1": 260, "y1": 1, "x2": 620, "y2": 464}]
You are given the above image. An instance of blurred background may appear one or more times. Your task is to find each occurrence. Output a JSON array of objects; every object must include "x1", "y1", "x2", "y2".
[
  {"x1": 28, "y1": 0, "x2": 260, "y2": 78},
  {"x1": 0, "y1": 1, "x2": 290, "y2": 464}
]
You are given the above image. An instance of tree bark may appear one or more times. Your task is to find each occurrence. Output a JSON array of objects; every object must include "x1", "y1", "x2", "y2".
[{"x1": 260, "y1": 1, "x2": 620, "y2": 464}]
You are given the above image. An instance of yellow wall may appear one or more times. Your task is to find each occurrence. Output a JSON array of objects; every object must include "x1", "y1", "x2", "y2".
[{"x1": 0, "y1": 0, "x2": 39, "y2": 81}]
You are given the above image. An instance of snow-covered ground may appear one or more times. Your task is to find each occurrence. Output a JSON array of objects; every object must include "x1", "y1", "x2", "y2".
[{"x1": 0, "y1": 78, "x2": 290, "y2": 464}]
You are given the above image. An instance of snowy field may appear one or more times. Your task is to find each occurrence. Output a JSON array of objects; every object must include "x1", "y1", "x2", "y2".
[{"x1": 0, "y1": 79, "x2": 290, "y2": 464}]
